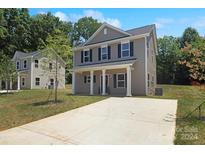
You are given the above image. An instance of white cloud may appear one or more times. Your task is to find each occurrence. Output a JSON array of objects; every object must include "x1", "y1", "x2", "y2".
[
  {"x1": 193, "y1": 16, "x2": 205, "y2": 29},
  {"x1": 54, "y1": 11, "x2": 69, "y2": 21},
  {"x1": 154, "y1": 18, "x2": 174, "y2": 29},
  {"x1": 68, "y1": 9, "x2": 121, "y2": 28}
]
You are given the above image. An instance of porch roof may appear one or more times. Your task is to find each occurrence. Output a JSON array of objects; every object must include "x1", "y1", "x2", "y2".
[{"x1": 73, "y1": 58, "x2": 137, "y2": 72}]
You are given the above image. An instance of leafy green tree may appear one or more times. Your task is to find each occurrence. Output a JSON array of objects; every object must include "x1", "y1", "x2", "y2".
[
  {"x1": 181, "y1": 27, "x2": 200, "y2": 48},
  {"x1": 157, "y1": 36, "x2": 181, "y2": 84},
  {"x1": 72, "y1": 17, "x2": 101, "y2": 46},
  {"x1": 45, "y1": 29, "x2": 72, "y2": 83},
  {"x1": 0, "y1": 55, "x2": 17, "y2": 93}
]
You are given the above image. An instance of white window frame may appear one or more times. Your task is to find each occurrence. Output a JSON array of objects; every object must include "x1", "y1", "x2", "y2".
[
  {"x1": 117, "y1": 73, "x2": 125, "y2": 88},
  {"x1": 35, "y1": 60, "x2": 39, "y2": 68},
  {"x1": 84, "y1": 49, "x2": 90, "y2": 63},
  {"x1": 23, "y1": 60, "x2": 27, "y2": 69},
  {"x1": 87, "y1": 75, "x2": 91, "y2": 83},
  {"x1": 16, "y1": 61, "x2": 20, "y2": 70},
  {"x1": 121, "y1": 40, "x2": 130, "y2": 58},
  {"x1": 35, "y1": 77, "x2": 40, "y2": 86},
  {"x1": 101, "y1": 45, "x2": 108, "y2": 60}
]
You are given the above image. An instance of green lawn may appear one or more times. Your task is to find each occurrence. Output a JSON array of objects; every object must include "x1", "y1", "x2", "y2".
[
  {"x1": 0, "y1": 84, "x2": 205, "y2": 144},
  {"x1": 0, "y1": 85, "x2": 107, "y2": 131},
  {"x1": 151, "y1": 85, "x2": 205, "y2": 145}
]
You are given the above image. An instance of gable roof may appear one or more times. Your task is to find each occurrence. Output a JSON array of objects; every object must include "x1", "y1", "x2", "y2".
[
  {"x1": 12, "y1": 50, "x2": 66, "y2": 65},
  {"x1": 84, "y1": 22, "x2": 131, "y2": 46},
  {"x1": 126, "y1": 24, "x2": 155, "y2": 36}
]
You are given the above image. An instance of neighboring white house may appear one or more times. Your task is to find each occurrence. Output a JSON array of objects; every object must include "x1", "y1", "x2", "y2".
[{"x1": 0, "y1": 51, "x2": 66, "y2": 90}]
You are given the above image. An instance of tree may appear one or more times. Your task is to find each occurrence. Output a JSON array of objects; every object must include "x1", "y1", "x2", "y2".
[
  {"x1": 45, "y1": 29, "x2": 72, "y2": 84},
  {"x1": 157, "y1": 36, "x2": 181, "y2": 84},
  {"x1": 179, "y1": 43, "x2": 205, "y2": 84},
  {"x1": 181, "y1": 27, "x2": 200, "y2": 48},
  {"x1": 72, "y1": 17, "x2": 101, "y2": 46},
  {"x1": 0, "y1": 55, "x2": 17, "y2": 93}
]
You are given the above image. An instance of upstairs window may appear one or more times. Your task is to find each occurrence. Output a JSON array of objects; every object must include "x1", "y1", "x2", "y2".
[
  {"x1": 121, "y1": 42, "x2": 130, "y2": 57},
  {"x1": 16, "y1": 61, "x2": 20, "y2": 70},
  {"x1": 35, "y1": 60, "x2": 39, "y2": 68},
  {"x1": 23, "y1": 60, "x2": 27, "y2": 69},
  {"x1": 101, "y1": 46, "x2": 108, "y2": 60},
  {"x1": 84, "y1": 50, "x2": 90, "y2": 62}
]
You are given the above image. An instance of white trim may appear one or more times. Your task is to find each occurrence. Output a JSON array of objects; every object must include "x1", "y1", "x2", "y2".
[
  {"x1": 90, "y1": 70, "x2": 94, "y2": 95},
  {"x1": 102, "y1": 69, "x2": 106, "y2": 95},
  {"x1": 30, "y1": 56, "x2": 33, "y2": 89},
  {"x1": 100, "y1": 74, "x2": 109, "y2": 94},
  {"x1": 126, "y1": 66, "x2": 132, "y2": 96},
  {"x1": 72, "y1": 71, "x2": 75, "y2": 94},
  {"x1": 84, "y1": 22, "x2": 131, "y2": 46},
  {"x1": 73, "y1": 33, "x2": 149, "y2": 51},
  {"x1": 117, "y1": 73, "x2": 126, "y2": 88},
  {"x1": 145, "y1": 36, "x2": 148, "y2": 95}
]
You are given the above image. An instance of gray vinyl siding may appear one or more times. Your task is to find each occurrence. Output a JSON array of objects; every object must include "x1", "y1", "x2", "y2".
[{"x1": 86, "y1": 26, "x2": 129, "y2": 45}]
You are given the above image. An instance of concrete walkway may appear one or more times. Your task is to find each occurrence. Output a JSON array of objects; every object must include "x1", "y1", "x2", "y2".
[{"x1": 0, "y1": 97, "x2": 177, "y2": 145}]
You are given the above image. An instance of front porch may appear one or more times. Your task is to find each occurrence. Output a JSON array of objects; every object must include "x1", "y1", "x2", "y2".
[{"x1": 72, "y1": 61, "x2": 135, "y2": 96}]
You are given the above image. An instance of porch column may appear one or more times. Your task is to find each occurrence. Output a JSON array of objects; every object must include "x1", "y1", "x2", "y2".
[
  {"x1": 17, "y1": 72, "x2": 20, "y2": 90},
  {"x1": 10, "y1": 78, "x2": 12, "y2": 90},
  {"x1": 72, "y1": 71, "x2": 75, "y2": 94},
  {"x1": 102, "y1": 69, "x2": 106, "y2": 95},
  {"x1": 90, "y1": 70, "x2": 94, "y2": 95},
  {"x1": 5, "y1": 80, "x2": 8, "y2": 90},
  {"x1": 126, "y1": 66, "x2": 132, "y2": 96}
]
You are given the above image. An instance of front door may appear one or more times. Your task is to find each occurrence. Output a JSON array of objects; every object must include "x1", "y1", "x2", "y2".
[{"x1": 100, "y1": 75, "x2": 109, "y2": 94}]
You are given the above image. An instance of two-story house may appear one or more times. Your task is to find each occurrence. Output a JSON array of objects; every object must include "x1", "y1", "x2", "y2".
[
  {"x1": 9, "y1": 50, "x2": 66, "y2": 90},
  {"x1": 72, "y1": 23, "x2": 157, "y2": 96}
]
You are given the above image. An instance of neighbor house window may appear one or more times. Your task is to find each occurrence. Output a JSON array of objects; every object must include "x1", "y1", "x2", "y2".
[
  {"x1": 84, "y1": 50, "x2": 90, "y2": 62},
  {"x1": 35, "y1": 60, "x2": 39, "y2": 68},
  {"x1": 35, "y1": 78, "x2": 40, "y2": 86},
  {"x1": 50, "y1": 79, "x2": 54, "y2": 86},
  {"x1": 121, "y1": 42, "x2": 130, "y2": 57},
  {"x1": 16, "y1": 61, "x2": 20, "y2": 70},
  {"x1": 101, "y1": 46, "x2": 108, "y2": 60},
  {"x1": 23, "y1": 60, "x2": 27, "y2": 69},
  {"x1": 117, "y1": 73, "x2": 125, "y2": 88},
  {"x1": 22, "y1": 78, "x2": 25, "y2": 86},
  {"x1": 49, "y1": 63, "x2": 52, "y2": 70}
]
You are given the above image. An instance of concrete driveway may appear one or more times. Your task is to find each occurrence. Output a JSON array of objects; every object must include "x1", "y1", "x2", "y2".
[{"x1": 0, "y1": 97, "x2": 177, "y2": 145}]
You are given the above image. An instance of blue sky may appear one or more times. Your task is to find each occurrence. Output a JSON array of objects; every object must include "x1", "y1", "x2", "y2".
[{"x1": 29, "y1": 8, "x2": 205, "y2": 37}]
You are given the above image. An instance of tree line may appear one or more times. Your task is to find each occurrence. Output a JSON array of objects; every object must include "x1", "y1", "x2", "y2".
[
  {"x1": 0, "y1": 9, "x2": 204, "y2": 85},
  {"x1": 0, "y1": 8, "x2": 101, "y2": 83},
  {"x1": 157, "y1": 27, "x2": 205, "y2": 85}
]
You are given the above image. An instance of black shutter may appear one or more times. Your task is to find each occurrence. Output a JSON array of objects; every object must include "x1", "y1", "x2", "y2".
[
  {"x1": 125, "y1": 73, "x2": 127, "y2": 88},
  {"x1": 94, "y1": 75, "x2": 96, "y2": 83},
  {"x1": 130, "y1": 41, "x2": 134, "y2": 57},
  {"x1": 90, "y1": 49, "x2": 92, "y2": 62},
  {"x1": 113, "y1": 74, "x2": 117, "y2": 88},
  {"x1": 98, "y1": 48, "x2": 101, "y2": 61},
  {"x1": 108, "y1": 46, "x2": 111, "y2": 60},
  {"x1": 84, "y1": 76, "x2": 87, "y2": 83},
  {"x1": 81, "y1": 51, "x2": 84, "y2": 63},
  {"x1": 118, "y1": 44, "x2": 121, "y2": 58}
]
